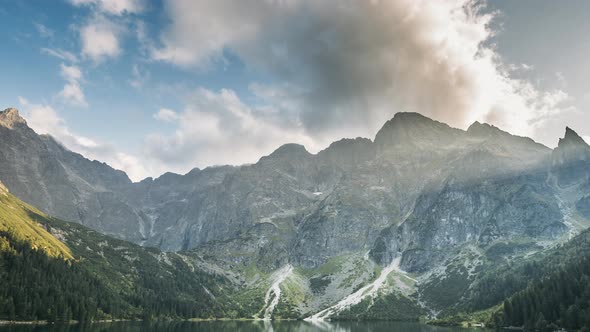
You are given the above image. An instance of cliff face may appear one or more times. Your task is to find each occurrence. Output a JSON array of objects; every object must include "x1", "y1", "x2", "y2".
[
  {"x1": 1, "y1": 108, "x2": 588, "y2": 274},
  {"x1": 0, "y1": 108, "x2": 143, "y2": 242}
]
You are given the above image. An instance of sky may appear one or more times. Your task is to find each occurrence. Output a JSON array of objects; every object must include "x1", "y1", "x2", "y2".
[{"x1": 0, "y1": 0, "x2": 589, "y2": 181}]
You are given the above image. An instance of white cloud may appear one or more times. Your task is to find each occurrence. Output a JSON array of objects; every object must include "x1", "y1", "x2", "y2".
[
  {"x1": 153, "y1": 0, "x2": 574, "y2": 147},
  {"x1": 59, "y1": 84, "x2": 86, "y2": 107},
  {"x1": 80, "y1": 16, "x2": 122, "y2": 62},
  {"x1": 41, "y1": 48, "x2": 79, "y2": 63},
  {"x1": 18, "y1": 97, "x2": 148, "y2": 181},
  {"x1": 144, "y1": 87, "x2": 319, "y2": 173},
  {"x1": 57, "y1": 63, "x2": 87, "y2": 107},
  {"x1": 153, "y1": 108, "x2": 179, "y2": 122},
  {"x1": 69, "y1": 0, "x2": 144, "y2": 15},
  {"x1": 34, "y1": 23, "x2": 54, "y2": 38},
  {"x1": 152, "y1": 1, "x2": 259, "y2": 68},
  {"x1": 60, "y1": 63, "x2": 82, "y2": 82}
]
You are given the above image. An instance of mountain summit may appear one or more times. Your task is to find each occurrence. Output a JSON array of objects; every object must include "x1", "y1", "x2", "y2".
[
  {"x1": 552, "y1": 126, "x2": 590, "y2": 186},
  {"x1": 559, "y1": 126, "x2": 589, "y2": 148},
  {"x1": 373, "y1": 112, "x2": 463, "y2": 150},
  {"x1": 553, "y1": 126, "x2": 590, "y2": 161},
  {"x1": 0, "y1": 108, "x2": 27, "y2": 129}
]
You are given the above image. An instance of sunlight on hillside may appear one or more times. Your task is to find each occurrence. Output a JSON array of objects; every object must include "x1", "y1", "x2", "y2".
[{"x1": 0, "y1": 190, "x2": 73, "y2": 260}]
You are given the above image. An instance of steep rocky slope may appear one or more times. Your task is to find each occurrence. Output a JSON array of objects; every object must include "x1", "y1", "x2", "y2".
[
  {"x1": 1, "y1": 107, "x2": 589, "y2": 319},
  {"x1": 0, "y1": 109, "x2": 145, "y2": 243}
]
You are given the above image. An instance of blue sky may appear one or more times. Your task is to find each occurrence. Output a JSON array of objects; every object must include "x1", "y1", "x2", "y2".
[{"x1": 0, "y1": 0, "x2": 588, "y2": 181}]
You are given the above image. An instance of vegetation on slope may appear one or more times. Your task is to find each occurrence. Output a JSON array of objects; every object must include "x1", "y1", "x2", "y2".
[
  {"x1": 334, "y1": 292, "x2": 423, "y2": 321},
  {"x1": 433, "y1": 228, "x2": 590, "y2": 330},
  {"x1": 3, "y1": 174, "x2": 590, "y2": 327},
  {"x1": 0, "y1": 188, "x2": 236, "y2": 322},
  {"x1": 502, "y1": 255, "x2": 590, "y2": 330},
  {"x1": 0, "y1": 191, "x2": 72, "y2": 260}
]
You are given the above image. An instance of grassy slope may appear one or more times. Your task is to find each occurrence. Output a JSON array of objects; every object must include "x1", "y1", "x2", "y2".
[
  {"x1": 0, "y1": 188, "x2": 237, "y2": 321},
  {"x1": 0, "y1": 190, "x2": 72, "y2": 259}
]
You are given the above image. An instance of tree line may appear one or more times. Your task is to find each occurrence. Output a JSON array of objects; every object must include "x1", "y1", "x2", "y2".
[
  {"x1": 0, "y1": 229, "x2": 233, "y2": 322},
  {"x1": 502, "y1": 255, "x2": 590, "y2": 330}
]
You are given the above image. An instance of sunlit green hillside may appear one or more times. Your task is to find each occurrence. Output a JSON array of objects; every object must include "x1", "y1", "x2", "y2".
[
  {"x1": 0, "y1": 183, "x2": 72, "y2": 260},
  {"x1": 0, "y1": 182, "x2": 234, "y2": 322}
]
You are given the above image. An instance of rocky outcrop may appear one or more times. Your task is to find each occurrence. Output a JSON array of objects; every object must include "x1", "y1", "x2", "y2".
[
  {"x1": 0, "y1": 108, "x2": 143, "y2": 242},
  {"x1": 0, "y1": 108, "x2": 27, "y2": 129},
  {"x1": 551, "y1": 127, "x2": 590, "y2": 187},
  {"x1": 0, "y1": 180, "x2": 8, "y2": 194}
]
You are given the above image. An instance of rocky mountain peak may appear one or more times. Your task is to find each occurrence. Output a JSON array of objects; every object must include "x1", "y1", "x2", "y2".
[
  {"x1": 558, "y1": 127, "x2": 588, "y2": 148},
  {"x1": 318, "y1": 137, "x2": 375, "y2": 165},
  {"x1": 0, "y1": 108, "x2": 27, "y2": 129},
  {"x1": 391, "y1": 111, "x2": 431, "y2": 122},
  {"x1": 267, "y1": 143, "x2": 311, "y2": 159},
  {"x1": 380, "y1": 112, "x2": 437, "y2": 130},
  {"x1": 374, "y1": 112, "x2": 463, "y2": 149},
  {"x1": 466, "y1": 120, "x2": 549, "y2": 155},
  {"x1": 552, "y1": 127, "x2": 590, "y2": 171},
  {"x1": 467, "y1": 121, "x2": 503, "y2": 137}
]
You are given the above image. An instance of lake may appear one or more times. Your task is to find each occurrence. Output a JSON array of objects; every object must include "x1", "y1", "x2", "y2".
[{"x1": 0, "y1": 321, "x2": 489, "y2": 332}]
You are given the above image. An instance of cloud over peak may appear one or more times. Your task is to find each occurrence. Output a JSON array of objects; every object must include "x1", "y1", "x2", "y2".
[
  {"x1": 144, "y1": 87, "x2": 318, "y2": 171},
  {"x1": 153, "y1": 0, "x2": 571, "y2": 145}
]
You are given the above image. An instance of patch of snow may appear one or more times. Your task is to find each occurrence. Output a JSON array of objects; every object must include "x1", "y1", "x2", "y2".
[{"x1": 313, "y1": 192, "x2": 323, "y2": 196}]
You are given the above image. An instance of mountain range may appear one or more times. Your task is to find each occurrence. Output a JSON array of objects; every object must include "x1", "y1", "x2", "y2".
[{"x1": 1, "y1": 107, "x2": 590, "y2": 328}]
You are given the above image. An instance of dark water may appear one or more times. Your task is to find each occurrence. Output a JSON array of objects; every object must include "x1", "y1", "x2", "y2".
[{"x1": 0, "y1": 321, "x2": 489, "y2": 332}]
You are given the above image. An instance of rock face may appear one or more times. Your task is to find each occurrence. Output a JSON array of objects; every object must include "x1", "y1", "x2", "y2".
[
  {"x1": 551, "y1": 127, "x2": 590, "y2": 187},
  {"x1": 0, "y1": 107, "x2": 588, "y2": 275},
  {"x1": 0, "y1": 108, "x2": 27, "y2": 128},
  {"x1": 0, "y1": 108, "x2": 143, "y2": 242}
]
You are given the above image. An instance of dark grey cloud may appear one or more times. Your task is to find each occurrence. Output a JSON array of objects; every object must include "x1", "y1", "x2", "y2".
[{"x1": 146, "y1": 0, "x2": 573, "y2": 173}]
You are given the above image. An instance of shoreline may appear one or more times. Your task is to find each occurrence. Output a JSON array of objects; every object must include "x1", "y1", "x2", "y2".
[
  {"x1": 0, "y1": 319, "x2": 135, "y2": 326},
  {"x1": 0, "y1": 317, "x2": 419, "y2": 326}
]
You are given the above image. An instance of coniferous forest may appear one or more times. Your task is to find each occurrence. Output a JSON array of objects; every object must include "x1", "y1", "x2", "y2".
[
  {"x1": 0, "y1": 191, "x2": 238, "y2": 322},
  {"x1": 0, "y1": 231, "x2": 116, "y2": 322},
  {"x1": 502, "y1": 255, "x2": 590, "y2": 330},
  {"x1": 0, "y1": 229, "x2": 234, "y2": 322}
]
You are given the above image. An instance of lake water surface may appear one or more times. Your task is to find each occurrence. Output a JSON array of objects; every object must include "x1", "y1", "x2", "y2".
[{"x1": 0, "y1": 321, "x2": 489, "y2": 332}]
